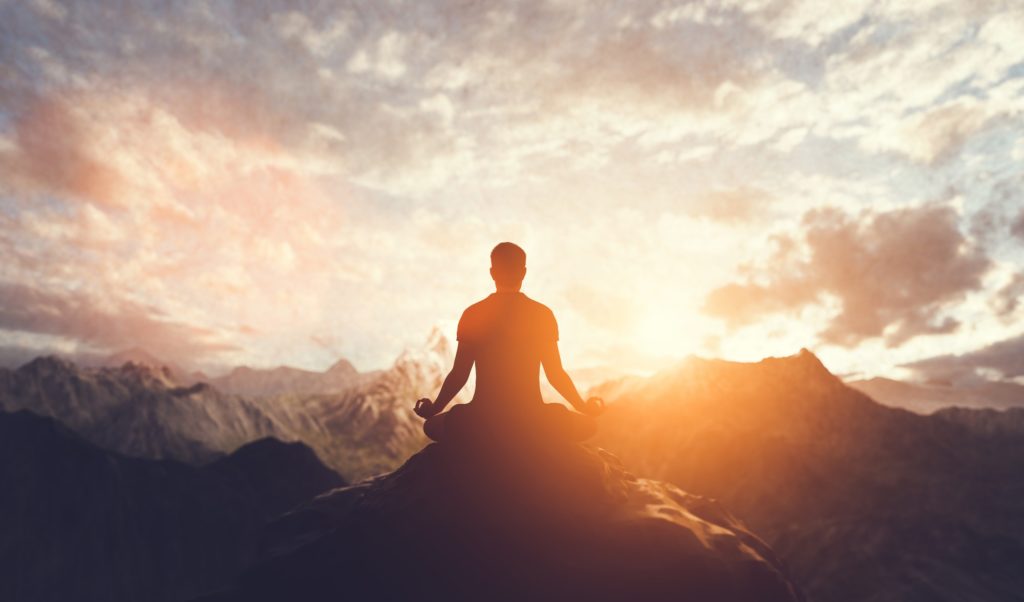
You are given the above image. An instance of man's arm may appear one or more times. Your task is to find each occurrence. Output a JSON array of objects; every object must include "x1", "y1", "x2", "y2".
[
  {"x1": 540, "y1": 338, "x2": 588, "y2": 411},
  {"x1": 430, "y1": 342, "x2": 475, "y2": 414}
]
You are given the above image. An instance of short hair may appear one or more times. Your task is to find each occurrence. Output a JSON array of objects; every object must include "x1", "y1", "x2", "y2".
[{"x1": 490, "y1": 242, "x2": 526, "y2": 270}]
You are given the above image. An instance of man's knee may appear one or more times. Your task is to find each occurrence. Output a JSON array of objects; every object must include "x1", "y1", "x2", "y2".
[{"x1": 424, "y1": 414, "x2": 446, "y2": 442}]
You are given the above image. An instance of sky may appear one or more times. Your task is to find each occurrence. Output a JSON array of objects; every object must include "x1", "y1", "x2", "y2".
[{"x1": 1, "y1": 0, "x2": 1022, "y2": 383}]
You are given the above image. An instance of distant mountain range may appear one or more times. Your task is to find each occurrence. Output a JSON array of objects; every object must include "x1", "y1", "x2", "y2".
[
  {"x1": 99, "y1": 346, "x2": 209, "y2": 386},
  {"x1": 0, "y1": 328, "x2": 465, "y2": 481},
  {"x1": 0, "y1": 355, "x2": 283, "y2": 465},
  {"x1": 0, "y1": 409, "x2": 343, "y2": 602},
  {"x1": 592, "y1": 350, "x2": 1024, "y2": 602},
  {"x1": 207, "y1": 358, "x2": 363, "y2": 398},
  {"x1": 262, "y1": 327, "x2": 472, "y2": 480},
  {"x1": 847, "y1": 375, "x2": 1024, "y2": 413}
]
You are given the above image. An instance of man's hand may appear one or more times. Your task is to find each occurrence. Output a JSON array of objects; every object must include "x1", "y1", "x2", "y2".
[
  {"x1": 414, "y1": 398, "x2": 440, "y2": 419},
  {"x1": 577, "y1": 396, "x2": 606, "y2": 417}
]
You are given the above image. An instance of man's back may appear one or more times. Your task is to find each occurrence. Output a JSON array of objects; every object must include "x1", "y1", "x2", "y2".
[
  {"x1": 458, "y1": 292, "x2": 557, "y2": 410},
  {"x1": 414, "y1": 242, "x2": 602, "y2": 443}
]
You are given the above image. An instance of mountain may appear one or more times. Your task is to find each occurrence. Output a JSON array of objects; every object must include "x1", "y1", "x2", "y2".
[
  {"x1": 0, "y1": 409, "x2": 344, "y2": 602},
  {"x1": 197, "y1": 438, "x2": 805, "y2": 602},
  {"x1": 0, "y1": 329, "x2": 464, "y2": 480},
  {"x1": 0, "y1": 356, "x2": 287, "y2": 464},
  {"x1": 101, "y1": 346, "x2": 205, "y2": 385},
  {"x1": 209, "y1": 358, "x2": 361, "y2": 398},
  {"x1": 932, "y1": 406, "x2": 1024, "y2": 437},
  {"x1": 539, "y1": 363, "x2": 635, "y2": 402},
  {"x1": 847, "y1": 376, "x2": 1024, "y2": 413},
  {"x1": 591, "y1": 350, "x2": 1024, "y2": 602},
  {"x1": 275, "y1": 326, "x2": 473, "y2": 480}
]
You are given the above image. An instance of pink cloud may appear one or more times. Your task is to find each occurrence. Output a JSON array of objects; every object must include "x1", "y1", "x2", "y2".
[{"x1": 704, "y1": 204, "x2": 992, "y2": 347}]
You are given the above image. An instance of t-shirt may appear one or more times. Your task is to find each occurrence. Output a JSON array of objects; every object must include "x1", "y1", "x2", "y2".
[{"x1": 457, "y1": 292, "x2": 558, "y2": 409}]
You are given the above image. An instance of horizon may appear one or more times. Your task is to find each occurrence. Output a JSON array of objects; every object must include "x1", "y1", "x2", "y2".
[
  {"x1": 2, "y1": 1, "x2": 1023, "y2": 385},
  {"x1": 7, "y1": 336, "x2": 1010, "y2": 391}
]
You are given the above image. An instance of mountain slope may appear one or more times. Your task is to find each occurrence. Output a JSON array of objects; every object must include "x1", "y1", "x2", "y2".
[
  {"x1": 847, "y1": 376, "x2": 1024, "y2": 413},
  {"x1": 100, "y1": 346, "x2": 208, "y2": 385},
  {"x1": 274, "y1": 326, "x2": 473, "y2": 480},
  {"x1": 932, "y1": 406, "x2": 1024, "y2": 437},
  {"x1": 0, "y1": 330, "x2": 464, "y2": 480},
  {"x1": 0, "y1": 356, "x2": 286, "y2": 464},
  {"x1": 199, "y1": 439, "x2": 805, "y2": 602},
  {"x1": 0, "y1": 410, "x2": 344, "y2": 602},
  {"x1": 592, "y1": 350, "x2": 1024, "y2": 602},
  {"x1": 209, "y1": 358, "x2": 361, "y2": 398}
]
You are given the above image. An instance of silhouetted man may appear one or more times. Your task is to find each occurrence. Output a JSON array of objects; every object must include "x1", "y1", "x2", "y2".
[{"x1": 414, "y1": 242, "x2": 604, "y2": 442}]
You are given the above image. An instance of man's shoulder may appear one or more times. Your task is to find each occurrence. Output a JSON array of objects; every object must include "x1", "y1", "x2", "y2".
[
  {"x1": 462, "y1": 295, "x2": 494, "y2": 315},
  {"x1": 520, "y1": 294, "x2": 555, "y2": 317},
  {"x1": 459, "y1": 296, "x2": 495, "y2": 329},
  {"x1": 461, "y1": 293, "x2": 554, "y2": 316}
]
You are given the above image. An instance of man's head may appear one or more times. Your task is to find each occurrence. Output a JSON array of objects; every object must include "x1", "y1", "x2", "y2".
[{"x1": 490, "y1": 242, "x2": 526, "y2": 291}]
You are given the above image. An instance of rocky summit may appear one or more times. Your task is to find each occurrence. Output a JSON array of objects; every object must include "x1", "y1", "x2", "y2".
[{"x1": 199, "y1": 435, "x2": 805, "y2": 602}]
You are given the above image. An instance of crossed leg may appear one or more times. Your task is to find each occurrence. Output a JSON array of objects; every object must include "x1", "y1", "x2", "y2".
[{"x1": 423, "y1": 402, "x2": 595, "y2": 443}]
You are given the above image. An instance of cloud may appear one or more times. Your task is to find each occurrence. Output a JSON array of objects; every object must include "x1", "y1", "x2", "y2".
[
  {"x1": 0, "y1": 281, "x2": 238, "y2": 365},
  {"x1": 685, "y1": 187, "x2": 774, "y2": 223},
  {"x1": 905, "y1": 332, "x2": 1024, "y2": 382},
  {"x1": 1, "y1": 0, "x2": 1022, "y2": 377},
  {"x1": 862, "y1": 98, "x2": 1001, "y2": 165},
  {"x1": 0, "y1": 80, "x2": 365, "y2": 370},
  {"x1": 704, "y1": 204, "x2": 991, "y2": 347},
  {"x1": 27, "y1": 0, "x2": 67, "y2": 21},
  {"x1": 1, "y1": 94, "x2": 124, "y2": 204},
  {"x1": 1012, "y1": 210, "x2": 1024, "y2": 241},
  {"x1": 991, "y1": 272, "x2": 1024, "y2": 317}
]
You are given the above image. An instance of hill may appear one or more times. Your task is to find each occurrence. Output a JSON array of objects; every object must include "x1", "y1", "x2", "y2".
[{"x1": 0, "y1": 410, "x2": 344, "y2": 602}]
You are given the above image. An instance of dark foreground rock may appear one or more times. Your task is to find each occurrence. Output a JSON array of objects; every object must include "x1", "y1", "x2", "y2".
[
  {"x1": 200, "y1": 437, "x2": 805, "y2": 602},
  {"x1": 0, "y1": 410, "x2": 344, "y2": 602}
]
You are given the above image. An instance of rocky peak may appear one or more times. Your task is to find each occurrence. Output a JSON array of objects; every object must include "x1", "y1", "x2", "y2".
[
  {"x1": 425, "y1": 324, "x2": 450, "y2": 354},
  {"x1": 393, "y1": 327, "x2": 453, "y2": 372},
  {"x1": 110, "y1": 360, "x2": 176, "y2": 389},
  {"x1": 205, "y1": 438, "x2": 805, "y2": 602},
  {"x1": 18, "y1": 354, "x2": 77, "y2": 376},
  {"x1": 791, "y1": 347, "x2": 834, "y2": 378},
  {"x1": 104, "y1": 346, "x2": 165, "y2": 368},
  {"x1": 325, "y1": 357, "x2": 358, "y2": 378}
]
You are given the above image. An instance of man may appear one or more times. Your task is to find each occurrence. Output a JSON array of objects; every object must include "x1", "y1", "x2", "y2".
[{"x1": 414, "y1": 242, "x2": 604, "y2": 442}]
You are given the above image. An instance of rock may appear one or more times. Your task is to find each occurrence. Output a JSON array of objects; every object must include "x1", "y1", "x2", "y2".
[{"x1": 201, "y1": 437, "x2": 805, "y2": 602}]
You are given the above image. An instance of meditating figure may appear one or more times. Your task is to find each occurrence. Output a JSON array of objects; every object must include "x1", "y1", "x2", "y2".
[{"x1": 414, "y1": 242, "x2": 604, "y2": 442}]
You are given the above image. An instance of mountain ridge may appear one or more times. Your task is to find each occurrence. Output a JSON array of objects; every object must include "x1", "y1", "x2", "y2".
[
  {"x1": 592, "y1": 348, "x2": 1024, "y2": 602},
  {"x1": 0, "y1": 330, "x2": 465, "y2": 480},
  {"x1": 847, "y1": 375, "x2": 1024, "y2": 413}
]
